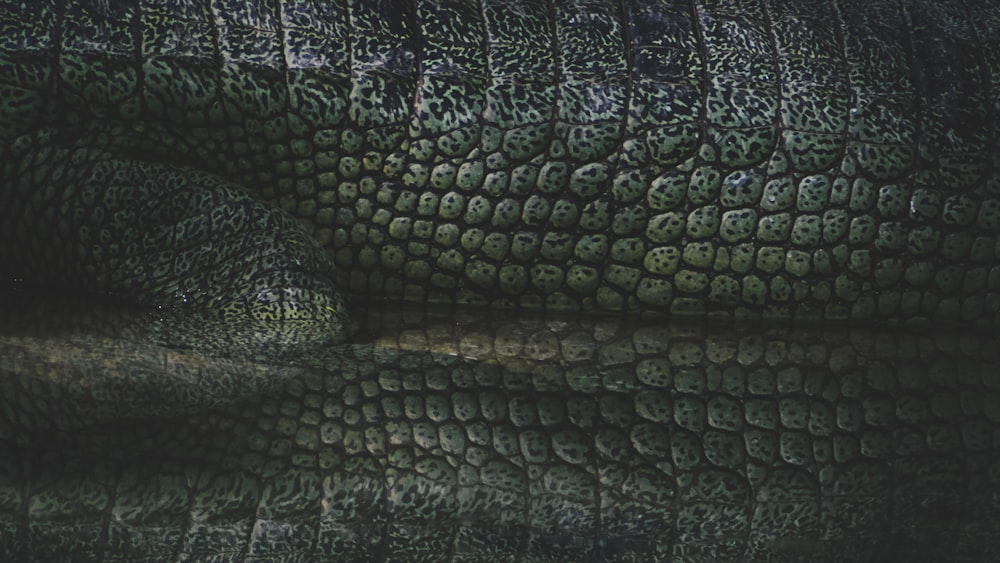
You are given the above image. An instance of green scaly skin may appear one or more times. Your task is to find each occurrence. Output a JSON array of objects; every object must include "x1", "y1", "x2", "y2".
[
  {"x1": 1, "y1": 299, "x2": 999, "y2": 561},
  {"x1": 1, "y1": 0, "x2": 999, "y2": 327},
  {"x1": 1, "y1": 0, "x2": 1000, "y2": 560}
]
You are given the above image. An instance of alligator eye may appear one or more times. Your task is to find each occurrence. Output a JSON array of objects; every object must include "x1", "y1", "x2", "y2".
[{"x1": 2, "y1": 148, "x2": 351, "y2": 358}]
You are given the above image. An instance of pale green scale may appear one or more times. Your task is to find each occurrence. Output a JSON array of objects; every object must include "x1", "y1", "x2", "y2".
[
  {"x1": 877, "y1": 184, "x2": 909, "y2": 218},
  {"x1": 482, "y1": 170, "x2": 508, "y2": 196},
  {"x1": 720, "y1": 170, "x2": 764, "y2": 208},
  {"x1": 643, "y1": 247, "x2": 680, "y2": 276},
  {"x1": 709, "y1": 275, "x2": 740, "y2": 306},
  {"x1": 682, "y1": 243, "x2": 715, "y2": 269},
  {"x1": 848, "y1": 178, "x2": 876, "y2": 211},
  {"x1": 644, "y1": 125, "x2": 701, "y2": 166},
  {"x1": 610, "y1": 204, "x2": 647, "y2": 235},
  {"x1": 742, "y1": 276, "x2": 768, "y2": 305},
  {"x1": 511, "y1": 231, "x2": 541, "y2": 261},
  {"x1": 907, "y1": 225, "x2": 941, "y2": 255},
  {"x1": 549, "y1": 199, "x2": 579, "y2": 229},
  {"x1": 612, "y1": 238, "x2": 646, "y2": 264},
  {"x1": 645, "y1": 212, "x2": 686, "y2": 243},
  {"x1": 530, "y1": 264, "x2": 564, "y2": 293},
  {"x1": 720, "y1": 209, "x2": 756, "y2": 242},
  {"x1": 756, "y1": 247, "x2": 786, "y2": 274},
  {"x1": 785, "y1": 250, "x2": 811, "y2": 277},
  {"x1": 675, "y1": 270, "x2": 709, "y2": 294},
  {"x1": 579, "y1": 199, "x2": 612, "y2": 230},
  {"x1": 758, "y1": 213, "x2": 792, "y2": 242},
  {"x1": 647, "y1": 171, "x2": 687, "y2": 210},
  {"x1": 849, "y1": 216, "x2": 877, "y2": 245},
  {"x1": 847, "y1": 249, "x2": 871, "y2": 276},
  {"x1": 637, "y1": 277, "x2": 673, "y2": 306},
  {"x1": 481, "y1": 233, "x2": 509, "y2": 261},
  {"x1": 821, "y1": 210, "x2": 849, "y2": 243},
  {"x1": 565, "y1": 265, "x2": 599, "y2": 294},
  {"x1": 498, "y1": 264, "x2": 527, "y2": 294},
  {"x1": 537, "y1": 161, "x2": 569, "y2": 194},
  {"x1": 573, "y1": 235, "x2": 609, "y2": 264},
  {"x1": 791, "y1": 215, "x2": 822, "y2": 247},
  {"x1": 491, "y1": 198, "x2": 520, "y2": 228},
  {"x1": 569, "y1": 163, "x2": 611, "y2": 198},
  {"x1": 687, "y1": 166, "x2": 722, "y2": 205},
  {"x1": 460, "y1": 228, "x2": 485, "y2": 252},
  {"x1": 630, "y1": 423, "x2": 672, "y2": 460},
  {"x1": 605, "y1": 265, "x2": 641, "y2": 292},
  {"x1": 462, "y1": 195, "x2": 492, "y2": 224},
  {"x1": 729, "y1": 245, "x2": 756, "y2": 273},
  {"x1": 876, "y1": 222, "x2": 907, "y2": 252}
]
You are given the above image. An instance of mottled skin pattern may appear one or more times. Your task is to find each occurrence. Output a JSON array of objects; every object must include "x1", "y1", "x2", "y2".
[
  {"x1": 2, "y1": 0, "x2": 999, "y2": 327},
  {"x1": 2, "y1": 301, "x2": 999, "y2": 561},
  {"x1": 1, "y1": 0, "x2": 1000, "y2": 561}
]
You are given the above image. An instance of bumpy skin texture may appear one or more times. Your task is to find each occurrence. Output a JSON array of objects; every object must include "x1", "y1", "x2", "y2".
[
  {"x1": 2, "y1": 305, "x2": 1000, "y2": 561},
  {"x1": 2, "y1": 0, "x2": 1000, "y2": 561},
  {"x1": 1, "y1": 0, "x2": 999, "y2": 326}
]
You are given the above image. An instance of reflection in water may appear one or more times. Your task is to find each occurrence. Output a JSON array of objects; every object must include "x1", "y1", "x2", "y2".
[{"x1": 0, "y1": 290, "x2": 998, "y2": 561}]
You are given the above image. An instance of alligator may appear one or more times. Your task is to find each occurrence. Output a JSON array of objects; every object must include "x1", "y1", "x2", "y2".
[{"x1": 1, "y1": 0, "x2": 999, "y2": 560}]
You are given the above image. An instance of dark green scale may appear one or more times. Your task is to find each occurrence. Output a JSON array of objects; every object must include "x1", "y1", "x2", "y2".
[{"x1": 2, "y1": 0, "x2": 1000, "y2": 335}]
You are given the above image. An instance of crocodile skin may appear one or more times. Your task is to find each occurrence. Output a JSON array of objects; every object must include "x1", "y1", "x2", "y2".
[
  {"x1": 1, "y1": 0, "x2": 1000, "y2": 561},
  {"x1": 1, "y1": 0, "x2": 999, "y2": 327},
  {"x1": 1, "y1": 298, "x2": 999, "y2": 561}
]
